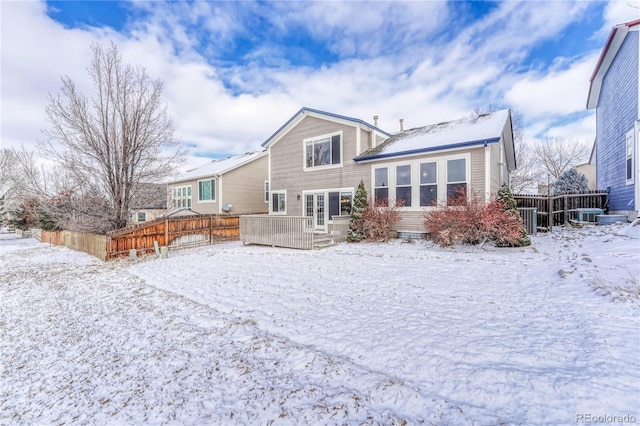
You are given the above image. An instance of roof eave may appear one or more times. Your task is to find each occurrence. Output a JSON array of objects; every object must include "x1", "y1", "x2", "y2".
[
  {"x1": 587, "y1": 19, "x2": 640, "y2": 109},
  {"x1": 261, "y1": 107, "x2": 391, "y2": 148},
  {"x1": 354, "y1": 137, "x2": 501, "y2": 163}
]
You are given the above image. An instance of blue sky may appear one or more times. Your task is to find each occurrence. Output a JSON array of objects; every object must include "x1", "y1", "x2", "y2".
[{"x1": 2, "y1": 1, "x2": 639, "y2": 171}]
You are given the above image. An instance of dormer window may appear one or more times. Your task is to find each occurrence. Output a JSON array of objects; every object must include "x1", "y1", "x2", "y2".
[{"x1": 304, "y1": 132, "x2": 341, "y2": 170}]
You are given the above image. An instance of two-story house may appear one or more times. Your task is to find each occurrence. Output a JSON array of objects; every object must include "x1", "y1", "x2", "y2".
[
  {"x1": 587, "y1": 19, "x2": 640, "y2": 220},
  {"x1": 168, "y1": 151, "x2": 268, "y2": 215},
  {"x1": 262, "y1": 107, "x2": 516, "y2": 236}
]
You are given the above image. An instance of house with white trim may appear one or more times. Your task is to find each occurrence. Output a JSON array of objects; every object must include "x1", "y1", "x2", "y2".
[
  {"x1": 261, "y1": 107, "x2": 515, "y2": 236},
  {"x1": 168, "y1": 151, "x2": 268, "y2": 215},
  {"x1": 587, "y1": 18, "x2": 640, "y2": 220}
]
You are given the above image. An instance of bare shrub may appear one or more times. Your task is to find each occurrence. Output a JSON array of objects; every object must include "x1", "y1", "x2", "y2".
[
  {"x1": 361, "y1": 198, "x2": 401, "y2": 242},
  {"x1": 424, "y1": 189, "x2": 527, "y2": 248}
]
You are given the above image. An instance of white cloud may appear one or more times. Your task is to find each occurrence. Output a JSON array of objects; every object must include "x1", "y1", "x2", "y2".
[
  {"x1": 0, "y1": 0, "x2": 614, "y2": 174},
  {"x1": 503, "y1": 53, "x2": 599, "y2": 119}
]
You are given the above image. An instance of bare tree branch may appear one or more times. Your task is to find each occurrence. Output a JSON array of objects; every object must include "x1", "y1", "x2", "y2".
[{"x1": 40, "y1": 41, "x2": 185, "y2": 231}]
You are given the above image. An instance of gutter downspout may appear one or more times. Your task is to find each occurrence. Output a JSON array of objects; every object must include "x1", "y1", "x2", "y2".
[{"x1": 484, "y1": 140, "x2": 491, "y2": 203}]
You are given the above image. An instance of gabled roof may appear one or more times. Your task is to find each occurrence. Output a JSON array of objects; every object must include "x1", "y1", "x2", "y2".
[
  {"x1": 172, "y1": 150, "x2": 267, "y2": 184},
  {"x1": 261, "y1": 107, "x2": 391, "y2": 148},
  {"x1": 354, "y1": 109, "x2": 515, "y2": 169},
  {"x1": 587, "y1": 19, "x2": 640, "y2": 110}
]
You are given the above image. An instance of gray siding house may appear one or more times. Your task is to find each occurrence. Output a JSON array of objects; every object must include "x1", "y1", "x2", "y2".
[
  {"x1": 262, "y1": 107, "x2": 516, "y2": 235},
  {"x1": 168, "y1": 151, "x2": 269, "y2": 215}
]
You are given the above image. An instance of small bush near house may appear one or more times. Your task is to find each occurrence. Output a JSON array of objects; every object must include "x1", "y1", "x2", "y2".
[
  {"x1": 496, "y1": 184, "x2": 531, "y2": 247},
  {"x1": 361, "y1": 199, "x2": 401, "y2": 242},
  {"x1": 424, "y1": 189, "x2": 529, "y2": 248},
  {"x1": 347, "y1": 180, "x2": 369, "y2": 242}
]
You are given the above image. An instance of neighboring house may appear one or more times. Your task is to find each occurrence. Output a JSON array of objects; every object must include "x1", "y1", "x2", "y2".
[
  {"x1": 168, "y1": 151, "x2": 268, "y2": 215},
  {"x1": 587, "y1": 19, "x2": 640, "y2": 220},
  {"x1": 575, "y1": 162, "x2": 596, "y2": 191},
  {"x1": 130, "y1": 183, "x2": 168, "y2": 223},
  {"x1": 262, "y1": 107, "x2": 515, "y2": 235}
]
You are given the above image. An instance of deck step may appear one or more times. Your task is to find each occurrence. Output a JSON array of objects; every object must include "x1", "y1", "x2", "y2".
[{"x1": 313, "y1": 235, "x2": 336, "y2": 249}]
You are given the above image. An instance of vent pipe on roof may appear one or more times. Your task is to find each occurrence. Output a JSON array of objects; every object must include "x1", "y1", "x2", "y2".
[
  {"x1": 373, "y1": 115, "x2": 379, "y2": 127},
  {"x1": 400, "y1": 118, "x2": 404, "y2": 133}
]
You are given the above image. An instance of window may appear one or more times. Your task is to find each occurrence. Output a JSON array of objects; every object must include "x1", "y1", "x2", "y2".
[
  {"x1": 328, "y1": 191, "x2": 353, "y2": 218},
  {"x1": 396, "y1": 165, "x2": 411, "y2": 207},
  {"x1": 420, "y1": 162, "x2": 437, "y2": 207},
  {"x1": 447, "y1": 158, "x2": 467, "y2": 205},
  {"x1": 264, "y1": 181, "x2": 269, "y2": 203},
  {"x1": 340, "y1": 192, "x2": 353, "y2": 216},
  {"x1": 626, "y1": 130, "x2": 634, "y2": 185},
  {"x1": 172, "y1": 185, "x2": 192, "y2": 208},
  {"x1": 271, "y1": 191, "x2": 286, "y2": 214},
  {"x1": 374, "y1": 167, "x2": 389, "y2": 205},
  {"x1": 137, "y1": 212, "x2": 146, "y2": 222},
  {"x1": 305, "y1": 134, "x2": 341, "y2": 169},
  {"x1": 198, "y1": 179, "x2": 216, "y2": 202}
]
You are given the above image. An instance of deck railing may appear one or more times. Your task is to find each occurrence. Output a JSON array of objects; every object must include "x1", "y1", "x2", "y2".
[
  {"x1": 240, "y1": 215, "x2": 315, "y2": 249},
  {"x1": 329, "y1": 216, "x2": 350, "y2": 243}
]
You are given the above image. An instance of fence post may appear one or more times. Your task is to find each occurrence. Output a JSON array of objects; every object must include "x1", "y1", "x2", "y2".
[
  {"x1": 210, "y1": 216, "x2": 213, "y2": 245},
  {"x1": 164, "y1": 219, "x2": 169, "y2": 247},
  {"x1": 548, "y1": 194, "x2": 553, "y2": 232}
]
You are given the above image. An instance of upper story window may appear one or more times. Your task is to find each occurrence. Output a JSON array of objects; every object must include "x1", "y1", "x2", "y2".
[
  {"x1": 137, "y1": 212, "x2": 147, "y2": 222},
  {"x1": 626, "y1": 129, "x2": 634, "y2": 185},
  {"x1": 446, "y1": 158, "x2": 467, "y2": 205},
  {"x1": 304, "y1": 133, "x2": 341, "y2": 170},
  {"x1": 198, "y1": 178, "x2": 216, "y2": 202},
  {"x1": 264, "y1": 181, "x2": 269, "y2": 203},
  {"x1": 172, "y1": 185, "x2": 192, "y2": 208}
]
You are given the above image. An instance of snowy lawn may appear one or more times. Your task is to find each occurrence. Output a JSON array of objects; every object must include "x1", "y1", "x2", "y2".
[{"x1": 1, "y1": 224, "x2": 639, "y2": 425}]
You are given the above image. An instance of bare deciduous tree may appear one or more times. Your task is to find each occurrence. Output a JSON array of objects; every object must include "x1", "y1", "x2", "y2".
[
  {"x1": 531, "y1": 137, "x2": 590, "y2": 181},
  {"x1": 41, "y1": 42, "x2": 184, "y2": 231},
  {"x1": 507, "y1": 112, "x2": 544, "y2": 194}
]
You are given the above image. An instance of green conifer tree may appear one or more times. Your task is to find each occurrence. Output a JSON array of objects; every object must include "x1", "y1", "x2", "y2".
[
  {"x1": 347, "y1": 180, "x2": 369, "y2": 242},
  {"x1": 496, "y1": 183, "x2": 531, "y2": 247}
]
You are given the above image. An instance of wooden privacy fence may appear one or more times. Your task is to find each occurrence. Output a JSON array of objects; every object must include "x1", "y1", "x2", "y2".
[
  {"x1": 37, "y1": 230, "x2": 110, "y2": 261},
  {"x1": 33, "y1": 214, "x2": 243, "y2": 260},
  {"x1": 513, "y1": 191, "x2": 608, "y2": 232},
  {"x1": 107, "y1": 214, "x2": 241, "y2": 258}
]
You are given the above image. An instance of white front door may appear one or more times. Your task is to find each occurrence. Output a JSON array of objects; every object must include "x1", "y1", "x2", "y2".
[{"x1": 304, "y1": 193, "x2": 327, "y2": 232}]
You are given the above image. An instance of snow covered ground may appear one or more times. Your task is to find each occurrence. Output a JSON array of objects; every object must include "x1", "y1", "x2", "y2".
[{"x1": 1, "y1": 223, "x2": 639, "y2": 425}]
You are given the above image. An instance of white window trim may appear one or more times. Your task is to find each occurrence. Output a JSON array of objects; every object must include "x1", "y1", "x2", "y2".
[
  {"x1": 395, "y1": 164, "x2": 412, "y2": 207},
  {"x1": 197, "y1": 178, "x2": 216, "y2": 203},
  {"x1": 171, "y1": 185, "x2": 192, "y2": 209},
  {"x1": 301, "y1": 187, "x2": 355, "y2": 221},
  {"x1": 302, "y1": 131, "x2": 343, "y2": 172},
  {"x1": 271, "y1": 190, "x2": 287, "y2": 215},
  {"x1": 626, "y1": 129, "x2": 634, "y2": 186},
  {"x1": 264, "y1": 181, "x2": 269, "y2": 203},
  {"x1": 370, "y1": 153, "x2": 470, "y2": 211}
]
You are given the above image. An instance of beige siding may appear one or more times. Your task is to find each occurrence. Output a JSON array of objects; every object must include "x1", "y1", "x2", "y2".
[
  {"x1": 270, "y1": 115, "x2": 370, "y2": 216},
  {"x1": 169, "y1": 155, "x2": 268, "y2": 215},
  {"x1": 221, "y1": 155, "x2": 269, "y2": 214},
  {"x1": 470, "y1": 147, "x2": 486, "y2": 196}
]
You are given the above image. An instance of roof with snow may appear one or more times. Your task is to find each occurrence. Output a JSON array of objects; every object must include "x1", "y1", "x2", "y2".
[
  {"x1": 262, "y1": 107, "x2": 391, "y2": 148},
  {"x1": 355, "y1": 109, "x2": 513, "y2": 164},
  {"x1": 587, "y1": 19, "x2": 640, "y2": 110},
  {"x1": 172, "y1": 150, "x2": 267, "y2": 183}
]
